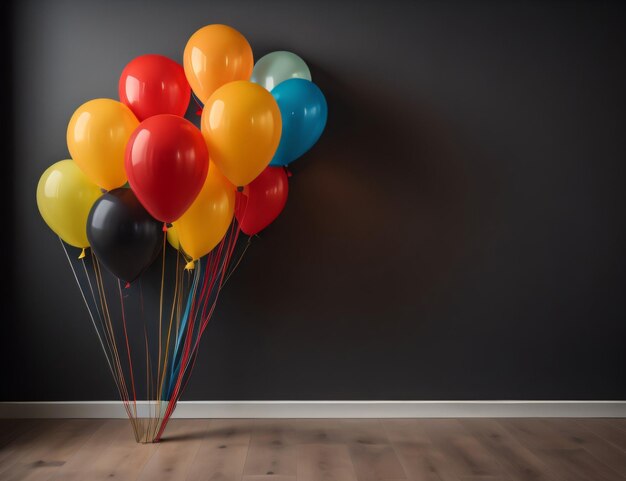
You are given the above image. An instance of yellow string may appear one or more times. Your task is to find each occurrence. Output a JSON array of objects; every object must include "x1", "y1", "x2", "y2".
[
  {"x1": 153, "y1": 233, "x2": 167, "y2": 439},
  {"x1": 92, "y1": 255, "x2": 139, "y2": 438},
  {"x1": 153, "y1": 249, "x2": 182, "y2": 440}
]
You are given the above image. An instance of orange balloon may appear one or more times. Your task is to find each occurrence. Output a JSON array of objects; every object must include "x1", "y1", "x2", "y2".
[
  {"x1": 67, "y1": 99, "x2": 139, "y2": 190},
  {"x1": 201, "y1": 81, "x2": 282, "y2": 187},
  {"x1": 173, "y1": 164, "x2": 235, "y2": 261},
  {"x1": 183, "y1": 24, "x2": 254, "y2": 103}
]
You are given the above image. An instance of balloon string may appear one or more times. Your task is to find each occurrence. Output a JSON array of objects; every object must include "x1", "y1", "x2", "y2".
[
  {"x1": 223, "y1": 236, "x2": 252, "y2": 286},
  {"x1": 185, "y1": 223, "x2": 238, "y2": 376},
  {"x1": 61, "y1": 239, "x2": 134, "y2": 437},
  {"x1": 165, "y1": 261, "x2": 201, "y2": 400},
  {"x1": 163, "y1": 223, "x2": 241, "y2": 432},
  {"x1": 80, "y1": 253, "x2": 130, "y2": 412},
  {"x1": 166, "y1": 260, "x2": 200, "y2": 390},
  {"x1": 148, "y1": 232, "x2": 168, "y2": 439},
  {"x1": 64, "y1": 221, "x2": 241, "y2": 442},
  {"x1": 157, "y1": 265, "x2": 205, "y2": 438},
  {"x1": 151, "y1": 251, "x2": 182, "y2": 440},
  {"x1": 156, "y1": 252, "x2": 186, "y2": 414},
  {"x1": 138, "y1": 279, "x2": 158, "y2": 436},
  {"x1": 118, "y1": 279, "x2": 138, "y2": 421},
  {"x1": 92, "y1": 254, "x2": 137, "y2": 438},
  {"x1": 156, "y1": 233, "x2": 166, "y2": 403},
  {"x1": 163, "y1": 253, "x2": 187, "y2": 405},
  {"x1": 157, "y1": 222, "x2": 241, "y2": 441},
  {"x1": 59, "y1": 238, "x2": 117, "y2": 385}
]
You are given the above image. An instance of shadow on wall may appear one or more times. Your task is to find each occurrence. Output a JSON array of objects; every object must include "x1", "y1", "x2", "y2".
[{"x1": 234, "y1": 56, "x2": 504, "y2": 335}]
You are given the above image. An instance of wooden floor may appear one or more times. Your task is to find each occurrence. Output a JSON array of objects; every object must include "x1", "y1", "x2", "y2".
[{"x1": 0, "y1": 419, "x2": 625, "y2": 480}]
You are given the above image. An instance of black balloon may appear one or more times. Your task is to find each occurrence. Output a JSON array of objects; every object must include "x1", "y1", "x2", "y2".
[{"x1": 87, "y1": 188, "x2": 163, "y2": 282}]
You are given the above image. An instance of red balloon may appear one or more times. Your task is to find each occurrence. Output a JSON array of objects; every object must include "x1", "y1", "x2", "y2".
[
  {"x1": 125, "y1": 115, "x2": 208, "y2": 223},
  {"x1": 236, "y1": 167, "x2": 288, "y2": 235},
  {"x1": 119, "y1": 54, "x2": 190, "y2": 121}
]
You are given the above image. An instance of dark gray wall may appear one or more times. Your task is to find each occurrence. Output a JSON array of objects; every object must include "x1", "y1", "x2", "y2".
[{"x1": 3, "y1": 0, "x2": 625, "y2": 401}]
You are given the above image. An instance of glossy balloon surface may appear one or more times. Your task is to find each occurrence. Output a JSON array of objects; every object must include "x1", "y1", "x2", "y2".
[
  {"x1": 251, "y1": 51, "x2": 311, "y2": 92},
  {"x1": 67, "y1": 98, "x2": 139, "y2": 190},
  {"x1": 125, "y1": 114, "x2": 209, "y2": 223},
  {"x1": 87, "y1": 188, "x2": 163, "y2": 282},
  {"x1": 270, "y1": 79, "x2": 327, "y2": 166},
  {"x1": 36, "y1": 160, "x2": 102, "y2": 248},
  {"x1": 201, "y1": 81, "x2": 282, "y2": 187},
  {"x1": 183, "y1": 24, "x2": 253, "y2": 103},
  {"x1": 119, "y1": 54, "x2": 190, "y2": 121},
  {"x1": 236, "y1": 166, "x2": 288, "y2": 235},
  {"x1": 173, "y1": 166, "x2": 235, "y2": 260}
]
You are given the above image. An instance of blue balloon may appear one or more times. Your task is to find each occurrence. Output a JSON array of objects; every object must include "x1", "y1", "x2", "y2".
[{"x1": 270, "y1": 78, "x2": 327, "y2": 166}]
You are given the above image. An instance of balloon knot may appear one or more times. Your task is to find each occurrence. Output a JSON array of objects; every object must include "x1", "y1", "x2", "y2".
[
  {"x1": 78, "y1": 248, "x2": 86, "y2": 260},
  {"x1": 236, "y1": 186, "x2": 244, "y2": 192},
  {"x1": 185, "y1": 260, "x2": 195, "y2": 271},
  {"x1": 162, "y1": 223, "x2": 168, "y2": 232},
  {"x1": 124, "y1": 282, "x2": 131, "y2": 289},
  {"x1": 285, "y1": 167, "x2": 293, "y2": 178},
  {"x1": 195, "y1": 108, "x2": 203, "y2": 116}
]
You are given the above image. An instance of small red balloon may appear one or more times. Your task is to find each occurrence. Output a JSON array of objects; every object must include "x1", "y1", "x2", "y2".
[
  {"x1": 236, "y1": 167, "x2": 289, "y2": 235},
  {"x1": 119, "y1": 54, "x2": 191, "y2": 121},
  {"x1": 125, "y1": 115, "x2": 208, "y2": 223}
]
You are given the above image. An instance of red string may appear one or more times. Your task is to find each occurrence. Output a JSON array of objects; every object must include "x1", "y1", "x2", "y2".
[{"x1": 155, "y1": 222, "x2": 241, "y2": 440}]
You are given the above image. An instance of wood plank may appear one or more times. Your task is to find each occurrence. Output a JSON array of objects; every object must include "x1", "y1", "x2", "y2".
[
  {"x1": 498, "y1": 419, "x2": 575, "y2": 450},
  {"x1": 0, "y1": 419, "x2": 104, "y2": 481},
  {"x1": 460, "y1": 419, "x2": 559, "y2": 481},
  {"x1": 418, "y1": 420, "x2": 508, "y2": 478},
  {"x1": 85, "y1": 419, "x2": 159, "y2": 481},
  {"x1": 243, "y1": 421, "x2": 297, "y2": 477},
  {"x1": 531, "y1": 448, "x2": 624, "y2": 481},
  {"x1": 337, "y1": 420, "x2": 390, "y2": 445},
  {"x1": 382, "y1": 420, "x2": 455, "y2": 481},
  {"x1": 456, "y1": 477, "x2": 513, "y2": 481},
  {"x1": 242, "y1": 477, "x2": 296, "y2": 481},
  {"x1": 1, "y1": 418, "x2": 625, "y2": 481},
  {"x1": 136, "y1": 419, "x2": 208, "y2": 481},
  {"x1": 288, "y1": 419, "x2": 345, "y2": 444},
  {"x1": 542, "y1": 419, "x2": 626, "y2": 475},
  {"x1": 575, "y1": 419, "x2": 626, "y2": 452},
  {"x1": 297, "y1": 443, "x2": 358, "y2": 481},
  {"x1": 0, "y1": 420, "x2": 62, "y2": 470},
  {"x1": 241, "y1": 475, "x2": 297, "y2": 481},
  {"x1": 611, "y1": 419, "x2": 626, "y2": 432},
  {"x1": 0, "y1": 419, "x2": 26, "y2": 446},
  {"x1": 185, "y1": 420, "x2": 251, "y2": 481},
  {"x1": 349, "y1": 443, "x2": 407, "y2": 481},
  {"x1": 391, "y1": 441, "x2": 457, "y2": 481},
  {"x1": 48, "y1": 420, "x2": 129, "y2": 481},
  {"x1": 198, "y1": 419, "x2": 254, "y2": 446},
  {"x1": 383, "y1": 420, "x2": 431, "y2": 445},
  {"x1": 0, "y1": 419, "x2": 38, "y2": 450}
]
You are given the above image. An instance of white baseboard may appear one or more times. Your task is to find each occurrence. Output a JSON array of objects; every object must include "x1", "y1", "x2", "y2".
[{"x1": 0, "y1": 401, "x2": 625, "y2": 419}]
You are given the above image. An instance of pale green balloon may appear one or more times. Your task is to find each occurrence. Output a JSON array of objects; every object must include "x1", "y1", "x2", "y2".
[{"x1": 251, "y1": 51, "x2": 312, "y2": 92}]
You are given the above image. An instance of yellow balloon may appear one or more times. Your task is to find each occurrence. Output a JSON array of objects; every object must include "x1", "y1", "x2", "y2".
[
  {"x1": 166, "y1": 225, "x2": 181, "y2": 251},
  {"x1": 36, "y1": 160, "x2": 102, "y2": 248},
  {"x1": 183, "y1": 24, "x2": 254, "y2": 103},
  {"x1": 67, "y1": 98, "x2": 139, "y2": 190},
  {"x1": 201, "y1": 81, "x2": 282, "y2": 187},
  {"x1": 173, "y1": 164, "x2": 235, "y2": 260}
]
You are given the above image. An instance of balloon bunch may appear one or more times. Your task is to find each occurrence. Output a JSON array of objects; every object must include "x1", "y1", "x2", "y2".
[{"x1": 36, "y1": 24, "x2": 327, "y2": 442}]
